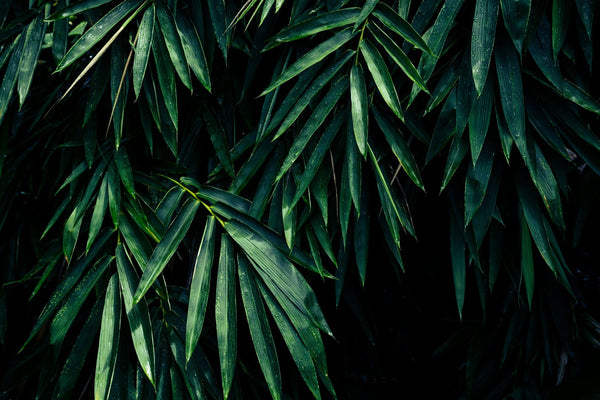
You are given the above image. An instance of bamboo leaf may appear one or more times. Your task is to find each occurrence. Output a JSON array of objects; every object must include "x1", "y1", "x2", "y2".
[
  {"x1": 56, "y1": 0, "x2": 145, "y2": 72},
  {"x1": 495, "y1": 38, "x2": 528, "y2": 167},
  {"x1": 49, "y1": 256, "x2": 112, "y2": 344},
  {"x1": 204, "y1": 110, "x2": 234, "y2": 178},
  {"x1": 354, "y1": 0, "x2": 378, "y2": 31},
  {"x1": 156, "y1": 1, "x2": 192, "y2": 90},
  {"x1": 207, "y1": 0, "x2": 228, "y2": 63},
  {"x1": 521, "y1": 216, "x2": 534, "y2": 311},
  {"x1": 360, "y1": 39, "x2": 403, "y2": 120},
  {"x1": 115, "y1": 147, "x2": 135, "y2": 198},
  {"x1": 551, "y1": 0, "x2": 570, "y2": 61},
  {"x1": 471, "y1": 0, "x2": 499, "y2": 95},
  {"x1": 215, "y1": 234, "x2": 237, "y2": 400},
  {"x1": 500, "y1": 0, "x2": 531, "y2": 54},
  {"x1": 449, "y1": 214, "x2": 466, "y2": 320},
  {"x1": 87, "y1": 174, "x2": 109, "y2": 252},
  {"x1": 0, "y1": 33, "x2": 26, "y2": 126},
  {"x1": 372, "y1": 106, "x2": 425, "y2": 191},
  {"x1": 369, "y1": 22, "x2": 429, "y2": 94},
  {"x1": 176, "y1": 12, "x2": 211, "y2": 93},
  {"x1": 17, "y1": 14, "x2": 46, "y2": 107},
  {"x1": 95, "y1": 274, "x2": 121, "y2": 400},
  {"x1": 152, "y1": 25, "x2": 178, "y2": 129},
  {"x1": 291, "y1": 110, "x2": 344, "y2": 209},
  {"x1": 116, "y1": 243, "x2": 156, "y2": 387},
  {"x1": 186, "y1": 216, "x2": 216, "y2": 362},
  {"x1": 468, "y1": 78, "x2": 493, "y2": 165},
  {"x1": 261, "y1": 29, "x2": 356, "y2": 96},
  {"x1": 132, "y1": 4, "x2": 155, "y2": 99},
  {"x1": 372, "y1": 3, "x2": 432, "y2": 54},
  {"x1": 282, "y1": 177, "x2": 297, "y2": 249},
  {"x1": 269, "y1": 8, "x2": 360, "y2": 44},
  {"x1": 349, "y1": 63, "x2": 368, "y2": 157},
  {"x1": 275, "y1": 77, "x2": 348, "y2": 182},
  {"x1": 47, "y1": 0, "x2": 114, "y2": 21},
  {"x1": 134, "y1": 199, "x2": 199, "y2": 303}
]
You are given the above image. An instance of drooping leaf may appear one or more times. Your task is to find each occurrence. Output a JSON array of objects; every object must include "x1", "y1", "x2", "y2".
[
  {"x1": 156, "y1": 1, "x2": 192, "y2": 90},
  {"x1": 134, "y1": 199, "x2": 199, "y2": 303},
  {"x1": 269, "y1": 8, "x2": 360, "y2": 44},
  {"x1": 449, "y1": 213, "x2": 466, "y2": 320},
  {"x1": 132, "y1": 4, "x2": 155, "y2": 99},
  {"x1": 186, "y1": 216, "x2": 216, "y2": 362},
  {"x1": 468, "y1": 78, "x2": 494, "y2": 165},
  {"x1": 471, "y1": 0, "x2": 499, "y2": 95},
  {"x1": 17, "y1": 14, "x2": 46, "y2": 107},
  {"x1": 116, "y1": 243, "x2": 156, "y2": 387},
  {"x1": 353, "y1": 0, "x2": 378, "y2": 31},
  {"x1": 237, "y1": 255, "x2": 282, "y2": 400},
  {"x1": 261, "y1": 29, "x2": 356, "y2": 96},
  {"x1": 176, "y1": 12, "x2": 211, "y2": 92},
  {"x1": 349, "y1": 63, "x2": 368, "y2": 157},
  {"x1": 360, "y1": 39, "x2": 403, "y2": 119},
  {"x1": 521, "y1": 215, "x2": 534, "y2": 311},
  {"x1": 56, "y1": 0, "x2": 145, "y2": 72},
  {"x1": 500, "y1": 0, "x2": 531, "y2": 54},
  {"x1": 46, "y1": 0, "x2": 114, "y2": 21},
  {"x1": 372, "y1": 3, "x2": 432, "y2": 54},
  {"x1": 215, "y1": 234, "x2": 237, "y2": 400},
  {"x1": 95, "y1": 274, "x2": 122, "y2": 400}
]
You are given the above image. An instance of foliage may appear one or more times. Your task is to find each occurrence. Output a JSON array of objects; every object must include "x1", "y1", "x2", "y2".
[{"x1": 1, "y1": 0, "x2": 600, "y2": 398}]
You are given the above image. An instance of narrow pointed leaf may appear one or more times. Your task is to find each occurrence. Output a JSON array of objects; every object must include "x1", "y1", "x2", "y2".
[
  {"x1": 56, "y1": 0, "x2": 145, "y2": 72},
  {"x1": 468, "y1": 79, "x2": 493, "y2": 165},
  {"x1": 372, "y1": 3, "x2": 432, "y2": 54},
  {"x1": 18, "y1": 14, "x2": 46, "y2": 107},
  {"x1": 95, "y1": 274, "x2": 122, "y2": 400},
  {"x1": 361, "y1": 39, "x2": 403, "y2": 119},
  {"x1": 152, "y1": 27, "x2": 178, "y2": 129},
  {"x1": 204, "y1": 111, "x2": 234, "y2": 178},
  {"x1": 551, "y1": 0, "x2": 570, "y2": 60},
  {"x1": 46, "y1": 0, "x2": 114, "y2": 21},
  {"x1": 156, "y1": 1, "x2": 192, "y2": 90},
  {"x1": 132, "y1": 5, "x2": 155, "y2": 99},
  {"x1": 176, "y1": 12, "x2": 211, "y2": 92},
  {"x1": 275, "y1": 77, "x2": 348, "y2": 182},
  {"x1": 116, "y1": 243, "x2": 156, "y2": 387},
  {"x1": 115, "y1": 147, "x2": 135, "y2": 198},
  {"x1": 238, "y1": 255, "x2": 282, "y2": 400},
  {"x1": 185, "y1": 216, "x2": 216, "y2": 362},
  {"x1": 87, "y1": 175, "x2": 109, "y2": 252},
  {"x1": 450, "y1": 215, "x2": 466, "y2": 320},
  {"x1": 350, "y1": 64, "x2": 368, "y2": 157},
  {"x1": 261, "y1": 29, "x2": 356, "y2": 96},
  {"x1": 282, "y1": 178, "x2": 297, "y2": 249},
  {"x1": 49, "y1": 256, "x2": 112, "y2": 344},
  {"x1": 270, "y1": 8, "x2": 360, "y2": 43},
  {"x1": 354, "y1": 0, "x2": 378, "y2": 31},
  {"x1": 134, "y1": 199, "x2": 199, "y2": 303},
  {"x1": 207, "y1": 0, "x2": 228, "y2": 63},
  {"x1": 215, "y1": 234, "x2": 237, "y2": 400},
  {"x1": 521, "y1": 216, "x2": 534, "y2": 311},
  {"x1": 0, "y1": 33, "x2": 25, "y2": 125},
  {"x1": 471, "y1": 0, "x2": 499, "y2": 95},
  {"x1": 370, "y1": 22, "x2": 429, "y2": 93},
  {"x1": 500, "y1": 0, "x2": 531, "y2": 53}
]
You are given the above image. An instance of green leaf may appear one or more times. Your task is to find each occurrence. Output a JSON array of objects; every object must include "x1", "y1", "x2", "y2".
[
  {"x1": 87, "y1": 174, "x2": 109, "y2": 252},
  {"x1": 46, "y1": 0, "x2": 114, "y2": 21},
  {"x1": 237, "y1": 255, "x2": 282, "y2": 400},
  {"x1": 521, "y1": 216, "x2": 534, "y2": 311},
  {"x1": 360, "y1": 39, "x2": 403, "y2": 120},
  {"x1": 116, "y1": 243, "x2": 156, "y2": 387},
  {"x1": 354, "y1": 0, "x2": 378, "y2": 31},
  {"x1": 275, "y1": 77, "x2": 348, "y2": 182},
  {"x1": 468, "y1": 78, "x2": 493, "y2": 165},
  {"x1": 55, "y1": 296, "x2": 103, "y2": 399},
  {"x1": 95, "y1": 274, "x2": 122, "y2": 400},
  {"x1": 110, "y1": 39, "x2": 127, "y2": 148},
  {"x1": 449, "y1": 214, "x2": 466, "y2": 320},
  {"x1": 561, "y1": 79, "x2": 600, "y2": 116},
  {"x1": 115, "y1": 147, "x2": 135, "y2": 198},
  {"x1": 471, "y1": 0, "x2": 499, "y2": 94},
  {"x1": 354, "y1": 185, "x2": 369, "y2": 285},
  {"x1": 349, "y1": 63, "x2": 368, "y2": 157},
  {"x1": 269, "y1": 8, "x2": 360, "y2": 44},
  {"x1": 441, "y1": 134, "x2": 469, "y2": 192},
  {"x1": 372, "y1": 106, "x2": 425, "y2": 191},
  {"x1": 215, "y1": 234, "x2": 237, "y2": 400},
  {"x1": 56, "y1": 0, "x2": 145, "y2": 72},
  {"x1": 49, "y1": 256, "x2": 112, "y2": 345},
  {"x1": 551, "y1": 0, "x2": 570, "y2": 60},
  {"x1": 134, "y1": 199, "x2": 199, "y2": 303},
  {"x1": 132, "y1": 4, "x2": 155, "y2": 99},
  {"x1": 207, "y1": 0, "x2": 228, "y2": 63},
  {"x1": 500, "y1": 0, "x2": 531, "y2": 53},
  {"x1": 156, "y1": 1, "x2": 192, "y2": 90},
  {"x1": 152, "y1": 25, "x2": 178, "y2": 129},
  {"x1": 17, "y1": 14, "x2": 46, "y2": 107},
  {"x1": 575, "y1": 0, "x2": 593, "y2": 39},
  {"x1": 167, "y1": 326, "x2": 208, "y2": 400},
  {"x1": 225, "y1": 219, "x2": 332, "y2": 336},
  {"x1": 176, "y1": 12, "x2": 211, "y2": 92},
  {"x1": 495, "y1": 38, "x2": 528, "y2": 167},
  {"x1": 369, "y1": 22, "x2": 429, "y2": 94},
  {"x1": 52, "y1": 0, "x2": 69, "y2": 63},
  {"x1": 204, "y1": 110, "x2": 234, "y2": 178},
  {"x1": 0, "y1": 33, "x2": 25, "y2": 125},
  {"x1": 261, "y1": 29, "x2": 356, "y2": 96},
  {"x1": 372, "y1": 3, "x2": 432, "y2": 54},
  {"x1": 464, "y1": 143, "x2": 494, "y2": 227},
  {"x1": 185, "y1": 216, "x2": 216, "y2": 362},
  {"x1": 290, "y1": 110, "x2": 344, "y2": 209},
  {"x1": 107, "y1": 163, "x2": 122, "y2": 228},
  {"x1": 282, "y1": 177, "x2": 297, "y2": 249},
  {"x1": 273, "y1": 51, "x2": 353, "y2": 139},
  {"x1": 258, "y1": 280, "x2": 321, "y2": 400},
  {"x1": 346, "y1": 120, "x2": 362, "y2": 211}
]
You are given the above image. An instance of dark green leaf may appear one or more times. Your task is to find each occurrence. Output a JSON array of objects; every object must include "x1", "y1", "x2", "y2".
[
  {"x1": 270, "y1": 8, "x2": 360, "y2": 44},
  {"x1": 176, "y1": 12, "x2": 211, "y2": 92},
  {"x1": 47, "y1": 0, "x2": 114, "y2": 21},
  {"x1": 372, "y1": 3, "x2": 432, "y2": 54},
  {"x1": 354, "y1": 0, "x2": 378, "y2": 31},
  {"x1": 18, "y1": 14, "x2": 46, "y2": 107},
  {"x1": 500, "y1": 0, "x2": 531, "y2": 53},
  {"x1": 349, "y1": 63, "x2": 368, "y2": 157},
  {"x1": 156, "y1": 1, "x2": 192, "y2": 90},
  {"x1": 521, "y1": 216, "x2": 534, "y2": 311},
  {"x1": 95, "y1": 274, "x2": 121, "y2": 400},
  {"x1": 132, "y1": 4, "x2": 155, "y2": 99},
  {"x1": 471, "y1": 0, "x2": 499, "y2": 94},
  {"x1": 186, "y1": 216, "x2": 216, "y2": 362},
  {"x1": 134, "y1": 199, "x2": 199, "y2": 303}
]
